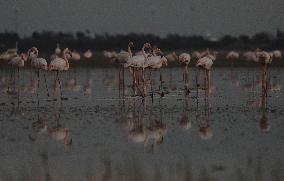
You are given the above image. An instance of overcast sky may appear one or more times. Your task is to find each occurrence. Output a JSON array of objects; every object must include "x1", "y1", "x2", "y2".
[{"x1": 0, "y1": 0, "x2": 283, "y2": 38}]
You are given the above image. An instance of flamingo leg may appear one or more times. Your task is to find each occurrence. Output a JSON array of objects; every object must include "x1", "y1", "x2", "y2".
[
  {"x1": 195, "y1": 67, "x2": 200, "y2": 99},
  {"x1": 119, "y1": 65, "x2": 121, "y2": 98},
  {"x1": 43, "y1": 71, "x2": 50, "y2": 97},
  {"x1": 159, "y1": 68, "x2": 164, "y2": 97},
  {"x1": 122, "y1": 65, "x2": 125, "y2": 97},
  {"x1": 184, "y1": 65, "x2": 189, "y2": 94},
  {"x1": 206, "y1": 69, "x2": 211, "y2": 95},
  {"x1": 56, "y1": 71, "x2": 63, "y2": 101},
  {"x1": 37, "y1": 69, "x2": 40, "y2": 108}
]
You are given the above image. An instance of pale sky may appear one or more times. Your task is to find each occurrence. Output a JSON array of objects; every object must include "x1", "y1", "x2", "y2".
[{"x1": 0, "y1": 0, "x2": 283, "y2": 38}]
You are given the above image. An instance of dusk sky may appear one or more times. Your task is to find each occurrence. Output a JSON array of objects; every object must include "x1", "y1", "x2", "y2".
[{"x1": 0, "y1": 0, "x2": 283, "y2": 38}]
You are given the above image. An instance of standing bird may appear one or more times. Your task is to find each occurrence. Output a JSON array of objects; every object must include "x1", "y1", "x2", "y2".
[
  {"x1": 255, "y1": 49, "x2": 272, "y2": 99},
  {"x1": 28, "y1": 47, "x2": 50, "y2": 102},
  {"x1": 226, "y1": 51, "x2": 240, "y2": 86},
  {"x1": 146, "y1": 48, "x2": 168, "y2": 98},
  {"x1": 179, "y1": 53, "x2": 191, "y2": 94},
  {"x1": 226, "y1": 51, "x2": 239, "y2": 61},
  {"x1": 8, "y1": 53, "x2": 27, "y2": 68},
  {"x1": 84, "y1": 49, "x2": 93, "y2": 59},
  {"x1": 125, "y1": 42, "x2": 151, "y2": 97},
  {"x1": 113, "y1": 45, "x2": 132, "y2": 97},
  {"x1": 50, "y1": 43, "x2": 62, "y2": 61},
  {"x1": 195, "y1": 50, "x2": 216, "y2": 96},
  {"x1": 49, "y1": 48, "x2": 72, "y2": 99},
  {"x1": 8, "y1": 53, "x2": 28, "y2": 92},
  {"x1": 28, "y1": 47, "x2": 48, "y2": 70}
]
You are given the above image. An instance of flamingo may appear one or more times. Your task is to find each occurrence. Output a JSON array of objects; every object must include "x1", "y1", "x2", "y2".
[
  {"x1": 113, "y1": 46, "x2": 132, "y2": 97},
  {"x1": 55, "y1": 43, "x2": 61, "y2": 55},
  {"x1": 255, "y1": 49, "x2": 272, "y2": 102},
  {"x1": 0, "y1": 48, "x2": 18, "y2": 62},
  {"x1": 27, "y1": 47, "x2": 49, "y2": 97},
  {"x1": 28, "y1": 47, "x2": 48, "y2": 70},
  {"x1": 49, "y1": 48, "x2": 72, "y2": 99},
  {"x1": 165, "y1": 52, "x2": 178, "y2": 62},
  {"x1": 125, "y1": 42, "x2": 151, "y2": 97},
  {"x1": 192, "y1": 51, "x2": 201, "y2": 60},
  {"x1": 179, "y1": 53, "x2": 191, "y2": 93},
  {"x1": 226, "y1": 51, "x2": 239, "y2": 60},
  {"x1": 84, "y1": 49, "x2": 93, "y2": 59},
  {"x1": 146, "y1": 47, "x2": 168, "y2": 98},
  {"x1": 269, "y1": 50, "x2": 282, "y2": 59},
  {"x1": 7, "y1": 53, "x2": 28, "y2": 92},
  {"x1": 50, "y1": 43, "x2": 61, "y2": 60},
  {"x1": 49, "y1": 48, "x2": 72, "y2": 71},
  {"x1": 8, "y1": 53, "x2": 27, "y2": 68},
  {"x1": 103, "y1": 50, "x2": 117, "y2": 60},
  {"x1": 226, "y1": 51, "x2": 239, "y2": 86},
  {"x1": 71, "y1": 50, "x2": 81, "y2": 61},
  {"x1": 195, "y1": 50, "x2": 216, "y2": 96}
]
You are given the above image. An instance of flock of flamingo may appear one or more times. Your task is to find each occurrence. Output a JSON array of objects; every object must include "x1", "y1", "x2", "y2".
[{"x1": 0, "y1": 42, "x2": 282, "y2": 148}]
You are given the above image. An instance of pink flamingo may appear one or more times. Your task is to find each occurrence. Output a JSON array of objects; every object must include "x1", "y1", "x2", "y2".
[
  {"x1": 27, "y1": 47, "x2": 49, "y2": 97},
  {"x1": 179, "y1": 53, "x2": 191, "y2": 93},
  {"x1": 146, "y1": 48, "x2": 168, "y2": 98},
  {"x1": 255, "y1": 49, "x2": 272, "y2": 101},
  {"x1": 50, "y1": 43, "x2": 61, "y2": 60},
  {"x1": 49, "y1": 48, "x2": 72, "y2": 99},
  {"x1": 7, "y1": 53, "x2": 28, "y2": 93},
  {"x1": 125, "y1": 42, "x2": 151, "y2": 97},
  {"x1": 195, "y1": 50, "x2": 216, "y2": 96}
]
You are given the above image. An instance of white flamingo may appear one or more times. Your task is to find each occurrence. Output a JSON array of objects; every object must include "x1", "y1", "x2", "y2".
[
  {"x1": 226, "y1": 51, "x2": 239, "y2": 60},
  {"x1": 84, "y1": 49, "x2": 93, "y2": 59},
  {"x1": 8, "y1": 53, "x2": 27, "y2": 68},
  {"x1": 50, "y1": 43, "x2": 62, "y2": 61}
]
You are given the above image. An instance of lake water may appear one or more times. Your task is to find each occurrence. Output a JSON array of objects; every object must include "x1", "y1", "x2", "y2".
[{"x1": 0, "y1": 67, "x2": 283, "y2": 181}]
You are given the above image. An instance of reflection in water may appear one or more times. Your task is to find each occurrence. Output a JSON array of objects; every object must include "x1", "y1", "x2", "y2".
[
  {"x1": 180, "y1": 92, "x2": 191, "y2": 130},
  {"x1": 124, "y1": 99, "x2": 168, "y2": 151},
  {"x1": 29, "y1": 108, "x2": 72, "y2": 152},
  {"x1": 197, "y1": 86, "x2": 213, "y2": 140},
  {"x1": 260, "y1": 63, "x2": 270, "y2": 133},
  {"x1": 0, "y1": 67, "x2": 283, "y2": 180}
]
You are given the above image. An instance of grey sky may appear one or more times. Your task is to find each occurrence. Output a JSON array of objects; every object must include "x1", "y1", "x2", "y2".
[{"x1": 0, "y1": 0, "x2": 283, "y2": 38}]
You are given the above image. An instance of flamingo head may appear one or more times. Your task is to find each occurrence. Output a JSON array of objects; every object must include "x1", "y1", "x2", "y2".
[
  {"x1": 28, "y1": 47, "x2": 38, "y2": 60},
  {"x1": 128, "y1": 41, "x2": 134, "y2": 48},
  {"x1": 20, "y1": 53, "x2": 28, "y2": 61},
  {"x1": 144, "y1": 42, "x2": 151, "y2": 49},
  {"x1": 63, "y1": 48, "x2": 72, "y2": 59},
  {"x1": 161, "y1": 56, "x2": 168, "y2": 66}
]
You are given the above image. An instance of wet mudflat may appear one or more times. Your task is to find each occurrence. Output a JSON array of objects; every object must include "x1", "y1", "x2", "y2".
[{"x1": 0, "y1": 67, "x2": 283, "y2": 181}]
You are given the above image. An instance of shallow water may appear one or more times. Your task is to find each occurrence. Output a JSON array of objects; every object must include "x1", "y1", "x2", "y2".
[{"x1": 0, "y1": 67, "x2": 283, "y2": 181}]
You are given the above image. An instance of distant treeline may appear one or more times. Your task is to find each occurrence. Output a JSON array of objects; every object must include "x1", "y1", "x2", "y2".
[{"x1": 0, "y1": 30, "x2": 284, "y2": 52}]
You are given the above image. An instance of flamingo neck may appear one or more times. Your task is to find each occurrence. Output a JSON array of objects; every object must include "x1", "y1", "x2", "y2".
[
  {"x1": 142, "y1": 45, "x2": 149, "y2": 65},
  {"x1": 63, "y1": 53, "x2": 69, "y2": 68},
  {"x1": 128, "y1": 45, "x2": 133, "y2": 58}
]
